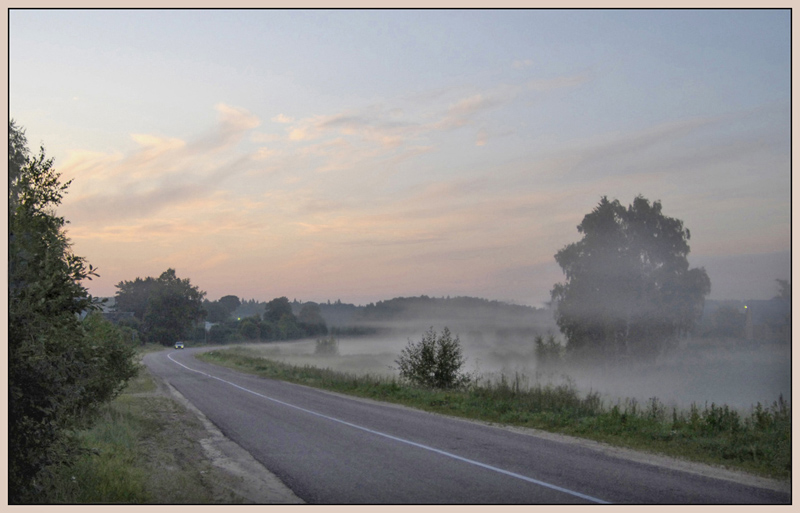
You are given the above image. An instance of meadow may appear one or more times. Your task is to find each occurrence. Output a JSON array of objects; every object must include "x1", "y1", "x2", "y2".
[{"x1": 198, "y1": 334, "x2": 791, "y2": 480}]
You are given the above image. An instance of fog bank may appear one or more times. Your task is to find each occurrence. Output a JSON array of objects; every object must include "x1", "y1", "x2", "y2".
[{"x1": 238, "y1": 319, "x2": 789, "y2": 413}]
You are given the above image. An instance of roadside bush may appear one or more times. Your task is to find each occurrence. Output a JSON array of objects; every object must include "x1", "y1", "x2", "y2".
[
  {"x1": 395, "y1": 327, "x2": 470, "y2": 389},
  {"x1": 208, "y1": 323, "x2": 234, "y2": 344},
  {"x1": 80, "y1": 314, "x2": 141, "y2": 415},
  {"x1": 8, "y1": 122, "x2": 139, "y2": 503},
  {"x1": 238, "y1": 317, "x2": 260, "y2": 340},
  {"x1": 189, "y1": 326, "x2": 206, "y2": 343}
]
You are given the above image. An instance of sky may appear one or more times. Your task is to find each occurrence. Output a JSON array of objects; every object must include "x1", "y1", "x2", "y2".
[{"x1": 9, "y1": 9, "x2": 791, "y2": 307}]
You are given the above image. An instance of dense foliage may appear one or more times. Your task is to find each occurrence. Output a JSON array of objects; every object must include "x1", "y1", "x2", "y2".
[
  {"x1": 202, "y1": 295, "x2": 241, "y2": 323},
  {"x1": 115, "y1": 269, "x2": 205, "y2": 345},
  {"x1": 395, "y1": 327, "x2": 470, "y2": 389},
  {"x1": 551, "y1": 196, "x2": 711, "y2": 361},
  {"x1": 263, "y1": 296, "x2": 293, "y2": 323},
  {"x1": 8, "y1": 121, "x2": 139, "y2": 503},
  {"x1": 295, "y1": 303, "x2": 326, "y2": 337},
  {"x1": 199, "y1": 296, "x2": 328, "y2": 344}
]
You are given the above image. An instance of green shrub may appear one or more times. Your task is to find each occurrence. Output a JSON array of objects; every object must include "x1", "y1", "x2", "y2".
[
  {"x1": 395, "y1": 327, "x2": 470, "y2": 389},
  {"x1": 238, "y1": 317, "x2": 260, "y2": 340},
  {"x1": 8, "y1": 122, "x2": 140, "y2": 502},
  {"x1": 208, "y1": 324, "x2": 234, "y2": 344}
]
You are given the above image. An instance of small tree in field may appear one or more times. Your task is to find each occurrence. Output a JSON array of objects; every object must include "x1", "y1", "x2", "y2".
[
  {"x1": 535, "y1": 333, "x2": 564, "y2": 368},
  {"x1": 395, "y1": 327, "x2": 470, "y2": 389},
  {"x1": 315, "y1": 335, "x2": 339, "y2": 356}
]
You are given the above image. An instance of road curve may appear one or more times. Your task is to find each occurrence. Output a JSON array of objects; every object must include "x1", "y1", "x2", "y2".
[{"x1": 144, "y1": 348, "x2": 790, "y2": 505}]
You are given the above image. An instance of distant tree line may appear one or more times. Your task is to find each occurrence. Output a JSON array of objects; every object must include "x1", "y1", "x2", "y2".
[
  {"x1": 203, "y1": 294, "x2": 242, "y2": 323},
  {"x1": 356, "y1": 295, "x2": 546, "y2": 322},
  {"x1": 203, "y1": 296, "x2": 328, "y2": 344},
  {"x1": 696, "y1": 284, "x2": 791, "y2": 342},
  {"x1": 109, "y1": 293, "x2": 548, "y2": 345},
  {"x1": 112, "y1": 276, "x2": 330, "y2": 345}
]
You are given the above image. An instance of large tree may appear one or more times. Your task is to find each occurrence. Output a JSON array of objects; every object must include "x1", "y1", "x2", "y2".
[
  {"x1": 298, "y1": 302, "x2": 328, "y2": 336},
  {"x1": 114, "y1": 275, "x2": 158, "y2": 319},
  {"x1": 218, "y1": 294, "x2": 241, "y2": 316},
  {"x1": 9, "y1": 121, "x2": 138, "y2": 502},
  {"x1": 115, "y1": 269, "x2": 205, "y2": 345},
  {"x1": 202, "y1": 294, "x2": 241, "y2": 323},
  {"x1": 551, "y1": 196, "x2": 710, "y2": 361},
  {"x1": 263, "y1": 296, "x2": 293, "y2": 323},
  {"x1": 202, "y1": 299, "x2": 229, "y2": 323}
]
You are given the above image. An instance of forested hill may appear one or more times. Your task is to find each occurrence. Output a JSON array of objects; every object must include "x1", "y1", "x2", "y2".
[
  {"x1": 352, "y1": 296, "x2": 548, "y2": 325},
  {"x1": 228, "y1": 295, "x2": 553, "y2": 331}
]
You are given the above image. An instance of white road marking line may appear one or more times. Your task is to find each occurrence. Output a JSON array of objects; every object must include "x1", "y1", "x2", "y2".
[{"x1": 168, "y1": 352, "x2": 611, "y2": 504}]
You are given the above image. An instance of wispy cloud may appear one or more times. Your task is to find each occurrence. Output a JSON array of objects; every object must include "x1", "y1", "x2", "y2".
[
  {"x1": 475, "y1": 129, "x2": 489, "y2": 146},
  {"x1": 58, "y1": 71, "x2": 592, "y2": 243},
  {"x1": 217, "y1": 103, "x2": 261, "y2": 131},
  {"x1": 237, "y1": 71, "x2": 593, "y2": 177},
  {"x1": 60, "y1": 104, "x2": 266, "y2": 228},
  {"x1": 286, "y1": 109, "x2": 419, "y2": 149},
  {"x1": 187, "y1": 103, "x2": 260, "y2": 152},
  {"x1": 433, "y1": 94, "x2": 499, "y2": 130},
  {"x1": 271, "y1": 113, "x2": 294, "y2": 123}
]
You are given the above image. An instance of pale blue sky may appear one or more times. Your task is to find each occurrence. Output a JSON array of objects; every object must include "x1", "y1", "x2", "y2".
[{"x1": 9, "y1": 9, "x2": 791, "y2": 306}]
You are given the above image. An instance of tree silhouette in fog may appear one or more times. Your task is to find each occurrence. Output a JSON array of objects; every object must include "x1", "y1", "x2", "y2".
[{"x1": 551, "y1": 196, "x2": 710, "y2": 361}]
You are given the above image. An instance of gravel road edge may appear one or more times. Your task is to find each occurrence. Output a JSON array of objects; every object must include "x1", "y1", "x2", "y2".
[{"x1": 150, "y1": 368, "x2": 304, "y2": 504}]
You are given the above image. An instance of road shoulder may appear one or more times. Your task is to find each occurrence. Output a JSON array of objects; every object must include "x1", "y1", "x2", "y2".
[{"x1": 147, "y1": 364, "x2": 304, "y2": 504}]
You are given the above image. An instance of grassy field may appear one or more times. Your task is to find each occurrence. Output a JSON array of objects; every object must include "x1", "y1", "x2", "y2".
[
  {"x1": 33, "y1": 352, "x2": 250, "y2": 504},
  {"x1": 197, "y1": 345, "x2": 791, "y2": 481}
]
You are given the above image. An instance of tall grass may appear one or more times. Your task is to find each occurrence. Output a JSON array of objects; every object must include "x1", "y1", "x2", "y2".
[
  {"x1": 199, "y1": 348, "x2": 791, "y2": 480},
  {"x1": 35, "y1": 398, "x2": 152, "y2": 503},
  {"x1": 29, "y1": 364, "x2": 244, "y2": 504}
]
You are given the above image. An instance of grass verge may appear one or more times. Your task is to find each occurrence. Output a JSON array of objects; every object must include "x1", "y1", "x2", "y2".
[
  {"x1": 33, "y1": 361, "x2": 248, "y2": 504},
  {"x1": 197, "y1": 346, "x2": 791, "y2": 481}
]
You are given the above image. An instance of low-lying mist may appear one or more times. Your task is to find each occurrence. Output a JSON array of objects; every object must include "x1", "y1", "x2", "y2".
[{"x1": 234, "y1": 317, "x2": 790, "y2": 413}]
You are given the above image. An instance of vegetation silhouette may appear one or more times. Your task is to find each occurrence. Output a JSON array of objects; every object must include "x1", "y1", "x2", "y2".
[
  {"x1": 8, "y1": 121, "x2": 139, "y2": 503},
  {"x1": 551, "y1": 196, "x2": 711, "y2": 362}
]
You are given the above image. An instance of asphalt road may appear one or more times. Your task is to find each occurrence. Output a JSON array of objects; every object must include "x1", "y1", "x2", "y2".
[{"x1": 144, "y1": 348, "x2": 791, "y2": 505}]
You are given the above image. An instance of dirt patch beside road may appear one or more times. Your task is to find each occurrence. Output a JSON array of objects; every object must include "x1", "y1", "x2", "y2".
[{"x1": 141, "y1": 366, "x2": 303, "y2": 504}]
